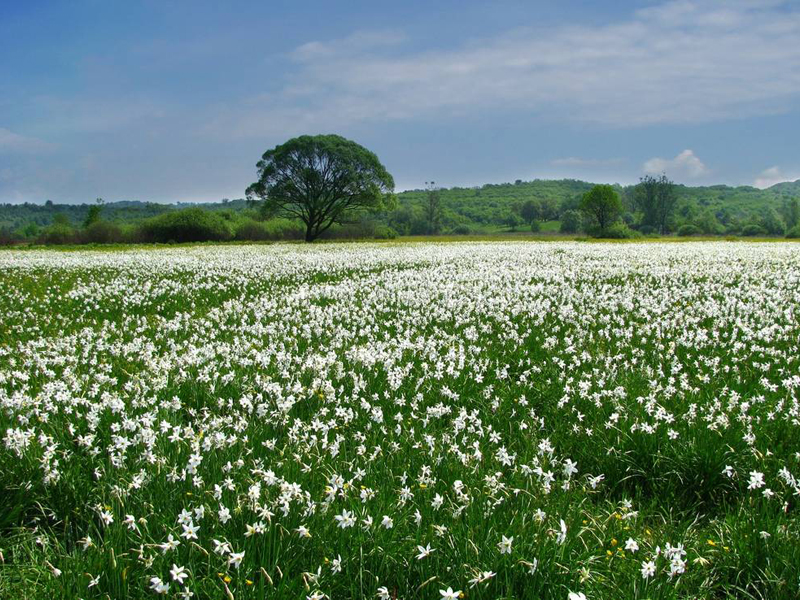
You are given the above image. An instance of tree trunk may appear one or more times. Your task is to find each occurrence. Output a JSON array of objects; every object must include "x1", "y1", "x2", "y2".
[{"x1": 305, "y1": 224, "x2": 317, "y2": 242}]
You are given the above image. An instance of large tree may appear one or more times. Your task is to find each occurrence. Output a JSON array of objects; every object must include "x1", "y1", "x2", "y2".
[
  {"x1": 580, "y1": 184, "x2": 622, "y2": 233},
  {"x1": 246, "y1": 135, "x2": 395, "y2": 242}
]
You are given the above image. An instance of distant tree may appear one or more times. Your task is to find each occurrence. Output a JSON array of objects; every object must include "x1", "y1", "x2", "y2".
[
  {"x1": 45, "y1": 200, "x2": 53, "y2": 209},
  {"x1": 636, "y1": 174, "x2": 676, "y2": 234},
  {"x1": 760, "y1": 207, "x2": 785, "y2": 235},
  {"x1": 504, "y1": 212, "x2": 523, "y2": 231},
  {"x1": 518, "y1": 199, "x2": 540, "y2": 227},
  {"x1": 83, "y1": 198, "x2": 104, "y2": 227},
  {"x1": 52, "y1": 213, "x2": 70, "y2": 226},
  {"x1": 539, "y1": 198, "x2": 558, "y2": 221},
  {"x1": 22, "y1": 222, "x2": 39, "y2": 238},
  {"x1": 560, "y1": 209, "x2": 583, "y2": 233},
  {"x1": 424, "y1": 181, "x2": 443, "y2": 234},
  {"x1": 780, "y1": 197, "x2": 800, "y2": 230},
  {"x1": 246, "y1": 135, "x2": 395, "y2": 242},
  {"x1": 696, "y1": 208, "x2": 723, "y2": 234},
  {"x1": 581, "y1": 184, "x2": 622, "y2": 233}
]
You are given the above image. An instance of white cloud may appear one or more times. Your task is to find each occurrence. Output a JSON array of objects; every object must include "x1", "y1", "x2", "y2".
[
  {"x1": 643, "y1": 149, "x2": 708, "y2": 179},
  {"x1": 214, "y1": 0, "x2": 800, "y2": 138},
  {"x1": 753, "y1": 166, "x2": 800, "y2": 189},
  {"x1": 0, "y1": 128, "x2": 55, "y2": 153}
]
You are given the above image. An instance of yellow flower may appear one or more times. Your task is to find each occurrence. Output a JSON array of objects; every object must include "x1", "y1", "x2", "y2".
[
  {"x1": 246, "y1": 579, "x2": 253, "y2": 585},
  {"x1": 610, "y1": 538, "x2": 618, "y2": 547},
  {"x1": 420, "y1": 483, "x2": 427, "y2": 489},
  {"x1": 707, "y1": 539, "x2": 716, "y2": 546}
]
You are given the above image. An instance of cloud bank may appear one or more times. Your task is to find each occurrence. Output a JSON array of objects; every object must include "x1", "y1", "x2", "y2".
[{"x1": 217, "y1": 0, "x2": 800, "y2": 138}]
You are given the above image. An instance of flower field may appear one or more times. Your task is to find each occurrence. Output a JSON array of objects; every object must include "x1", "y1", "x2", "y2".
[{"x1": 1, "y1": 242, "x2": 799, "y2": 599}]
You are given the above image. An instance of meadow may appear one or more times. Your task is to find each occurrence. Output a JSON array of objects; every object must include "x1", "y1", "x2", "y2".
[{"x1": 1, "y1": 241, "x2": 799, "y2": 599}]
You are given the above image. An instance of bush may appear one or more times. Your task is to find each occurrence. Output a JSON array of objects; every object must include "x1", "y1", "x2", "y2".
[
  {"x1": 373, "y1": 225, "x2": 398, "y2": 240},
  {"x1": 786, "y1": 225, "x2": 800, "y2": 239},
  {"x1": 0, "y1": 227, "x2": 23, "y2": 246},
  {"x1": 529, "y1": 220, "x2": 541, "y2": 233},
  {"x1": 741, "y1": 224, "x2": 766, "y2": 237},
  {"x1": 677, "y1": 224, "x2": 700, "y2": 237},
  {"x1": 638, "y1": 225, "x2": 657, "y2": 235},
  {"x1": 39, "y1": 223, "x2": 77, "y2": 245},
  {"x1": 594, "y1": 222, "x2": 638, "y2": 239},
  {"x1": 451, "y1": 225, "x2": 472, "y2": 235},
  {"x1": 559, "y1": 210, "x2": 582, "y2": 234},
  {"x1": 138, "y1": 208, "x2": 234, "y2": 243},
  {"x1": 81, "y1": 221, "x2": 124, "y2": 244},
  {"x1": 234, "y1": 218, "x2": 304, "y2": 242}
]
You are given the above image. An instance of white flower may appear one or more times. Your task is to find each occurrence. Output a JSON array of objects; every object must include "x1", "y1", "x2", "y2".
[
  {"x1": 150, "y1": 576, "x2": 170, "y2": 594},
  {"x1": 416, "y1": 544, "x2": 435, "y2": 560},
  {"x1": 335, "y1": 509, "x2": 356, "y2": 529},
  {"x1": 468, "y1": 571, "x2": 496, "y2": 587},
  {"x1": 625, "y1": 538, "x2": 639, "y2": 553},
  {"x1": 641, "y1": 560, "x2": 656, "y2": 579},
  {"x1": 556, "y1": 519, "x2": 567, "y2": 545},
  {"x1": 748, "y1": 471, "x2": 765, "y2": 490},
  {"x1": 497, "y1": 535, "x2": 513, "y2": 554},
  {"x1": 170, "y1": 564, "x2": 188, "y2": 585},
  {"x1": 181, "y1": 521, "x2": 199, "y2": 540},
  {"x1": 160, "y1": 534, "x2": 180, "y2": 554},
  {"x1": 440, "y1": 587, "x2": 462, "y2": 599},
  {"x1": 228, "y1": 551, "x2": 245, "y2": 569},
  {"x1": 381, "y1": 515, "x2": 393, "y2": 529}
]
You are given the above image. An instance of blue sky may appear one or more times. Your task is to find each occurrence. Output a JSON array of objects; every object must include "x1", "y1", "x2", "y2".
[{"x1": 1, "y1": 0, "x2": 800, "y2": 203}]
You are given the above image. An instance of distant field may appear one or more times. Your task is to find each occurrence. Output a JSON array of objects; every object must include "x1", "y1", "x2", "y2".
[{"x1": 1, "y1": 242, "x2": 799, "y2": 599}]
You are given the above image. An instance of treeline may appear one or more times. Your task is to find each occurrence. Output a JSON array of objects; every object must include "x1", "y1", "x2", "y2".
[
  {"x1": 390, "y1": 177, "x2": 800, "y2": 238},
  {"x1": 0, "y1": 204, "x2": 399, "y2": 246},
  {"x1": 2, "y1": 177, "x2": 799, "y2": 246}
]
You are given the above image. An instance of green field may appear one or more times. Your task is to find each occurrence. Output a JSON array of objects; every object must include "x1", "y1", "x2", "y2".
[{"x1": 1, "y1": 242, "x2": 799, "y2": 599}]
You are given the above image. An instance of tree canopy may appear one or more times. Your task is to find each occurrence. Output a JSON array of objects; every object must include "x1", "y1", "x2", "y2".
[
  {"x1": 246, "y1": 134, "x2": 395, "y2": 242},
  {"x1": 581, "y1": 184, "x2": 622, "y2": 233}
]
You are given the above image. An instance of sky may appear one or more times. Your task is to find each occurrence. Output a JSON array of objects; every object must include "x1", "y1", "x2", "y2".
[{"x1": 1, "y1": 0, "x2": 800, "y2": 203}]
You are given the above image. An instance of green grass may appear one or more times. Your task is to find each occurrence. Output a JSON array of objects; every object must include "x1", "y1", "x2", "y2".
[{"x1": 0, "y1": 241, "x2": 799, "y2": 599}]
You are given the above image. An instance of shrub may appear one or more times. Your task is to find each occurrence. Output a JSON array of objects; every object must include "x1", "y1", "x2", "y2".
[
  {"x1": 786, "y1": 225, "x2": 800, "y2": 239},
  {"x1": 373, "y1": 225, "x2": 398, "y2": 240},
  {"x1": 39, "y1": 223, "x2": 77, "y2": 245},
  {"x1": 740, "y1": 223, "x2": 766, "y2": 237},
  {"x1": 677, "y1": 224, "x2": 700, "y2": 237},
  {"x1": 638, "y1": 225, "x2": 657, "y2": 235},
  {"x1": 529, "y1": 220, "x2": 541, "y2": 233},
  {"x1": 559, "y1": 210, "x2": 582, "y2": 234},
  {"x1": 138, "y1": 208, "x2": 234, "y2": 243},
  {"x1": 81, "y1": 221, "x2": 124, "y2": 244},
  {"x1": 0, "y1": 227, "x2": 22, "y2": 246},
  {"x1": 233, "y1": 219, "x2": 267, "y2": 241},
  {"x1": 451, "y1": 225, "x2": 472, "y2": 235},
  {"x1": 594, "y1": 222, "x2": 638, "y2": 239}
]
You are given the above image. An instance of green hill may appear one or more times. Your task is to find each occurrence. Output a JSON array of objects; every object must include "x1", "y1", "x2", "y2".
[{"x1": 1, "y1": 178, "x2": 798, "y2": 239}]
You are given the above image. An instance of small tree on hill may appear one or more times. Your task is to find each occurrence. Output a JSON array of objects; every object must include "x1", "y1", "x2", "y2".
[
  {"x1": 84, "y1": 198, "x2": 104, "y2": 227},
  {"x1": 246, "y1": 135, "x2": 395, "y2": 242},
  {"x1": 519, "y1": 199, "x2": 540, "y2": 229},
  {"x1": 580, "y1": 184, "x2": 622, "y2": 234}
]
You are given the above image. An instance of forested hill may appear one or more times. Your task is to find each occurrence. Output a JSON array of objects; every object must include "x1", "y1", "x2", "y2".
[{"x1": 1, "y1": 178, "x2": 798, "y2": 234}]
